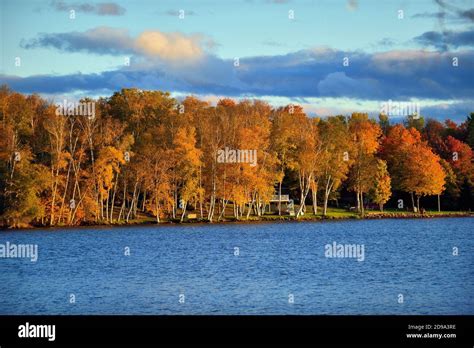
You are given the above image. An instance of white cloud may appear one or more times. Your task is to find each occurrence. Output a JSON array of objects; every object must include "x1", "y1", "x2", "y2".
[
  {"x1": 22, "y1": 27, "x2": 209, "y2": 64},
  {"x1": 134, "y1": 31, "x2": 204, "y2": 62}
]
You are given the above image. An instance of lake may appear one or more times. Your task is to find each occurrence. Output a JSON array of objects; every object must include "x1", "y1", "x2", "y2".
[{"x1": 0, "y1": 218, "x2": 473, "y2": 315}]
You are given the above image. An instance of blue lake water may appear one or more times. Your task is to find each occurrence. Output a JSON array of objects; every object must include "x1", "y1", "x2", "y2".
[{"x1": 0, "y1": 218, "x2": 473, "y2": 314}]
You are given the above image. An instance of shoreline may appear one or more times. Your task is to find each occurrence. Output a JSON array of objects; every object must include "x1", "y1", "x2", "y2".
[{"x1": 1, "y1": 211, "x2": 473, "y2": 231}]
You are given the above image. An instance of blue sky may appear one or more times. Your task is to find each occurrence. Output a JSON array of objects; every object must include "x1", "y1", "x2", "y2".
[{"x1": 1, "y1": 0, "x2": 473, "y2": 121}]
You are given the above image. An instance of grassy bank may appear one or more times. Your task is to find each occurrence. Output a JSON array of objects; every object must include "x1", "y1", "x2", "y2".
[
  {"x1": 2, "y1": 207, "x2": 473, "y2": 230},
  {"x1": 254, "y1": 208, "x2": 473, "y2": 222}
]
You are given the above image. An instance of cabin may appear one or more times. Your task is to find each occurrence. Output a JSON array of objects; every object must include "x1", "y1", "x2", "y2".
[{"x1": 266, "y1": 194, "x2": 295, "y2": 216}]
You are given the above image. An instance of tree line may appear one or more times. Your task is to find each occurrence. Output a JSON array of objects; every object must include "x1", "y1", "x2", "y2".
[{"x1": 1, "y1": 86, "x2": 473, "y2": 227}]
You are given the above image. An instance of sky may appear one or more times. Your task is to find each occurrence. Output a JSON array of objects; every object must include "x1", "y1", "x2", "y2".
[{"x1": 0, "y1": 0, "x2": 473, "y2": 122}]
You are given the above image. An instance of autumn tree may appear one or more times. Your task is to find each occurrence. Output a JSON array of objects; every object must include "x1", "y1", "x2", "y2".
[
  {"x1": 290, "y1": 107, "x2": 320, "y2": 217},
  {"x1": 318, "y1": 116, "x2": 353, "y2": 216},
  {"x1": 443, "y1": 136, "x2": 474, "y2": 210},
  {"x1": 382, "y1": 125, "x2": 445, "y2": 212},
  {"x1": 369, "y1": 159, "x2": 392, "y2": 211},
  {"x1": 173, "y1": 126, "x2": 202, "y2": 221},
  {"x1": 348, "y1": 113, "x2": 382, "y2": 215},
  {"x1": 270, "y1": 106, "x2": 298, "y2": 215},
  {"x1": 0, "y1": 88, "x2": 51, "y2": 226},
  {"x1": 378, "y1": 113, "x2": 390, "y2": 135},
  {"x1": 465, "y1": 113, "x2": 474, "y2": 149}
]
